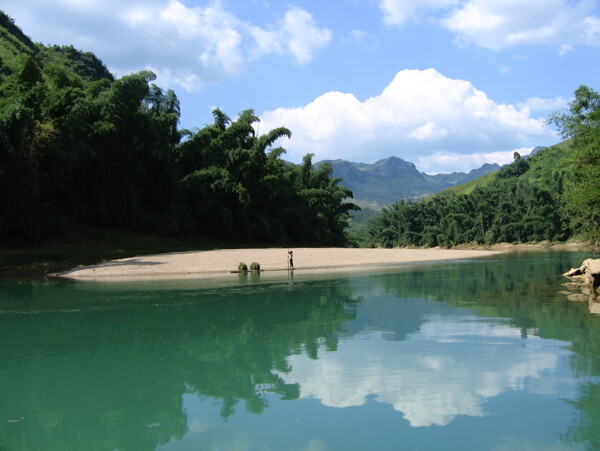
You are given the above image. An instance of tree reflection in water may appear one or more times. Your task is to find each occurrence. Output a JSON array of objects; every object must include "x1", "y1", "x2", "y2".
[{"x1": 1, "y1": 251, "x2": 600, "y2": 449}]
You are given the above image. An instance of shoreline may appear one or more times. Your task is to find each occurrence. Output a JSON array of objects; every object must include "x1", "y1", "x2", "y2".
[
  {"x1": 57, "y1": 247, "x2": 506, "y2": 281},
  {"x1": 1, "y1": 240, "x2": 583, "y2": 280}
]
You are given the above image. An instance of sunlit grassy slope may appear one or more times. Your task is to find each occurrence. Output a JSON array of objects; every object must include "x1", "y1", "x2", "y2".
[{"x1": 438, "y1": 141, "x2": 570, "y2": 198}]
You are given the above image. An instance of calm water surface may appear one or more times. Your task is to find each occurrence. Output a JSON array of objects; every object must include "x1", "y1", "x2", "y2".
[{"x1": 1, "y1": 251, "x2": 600, "y2": 450}]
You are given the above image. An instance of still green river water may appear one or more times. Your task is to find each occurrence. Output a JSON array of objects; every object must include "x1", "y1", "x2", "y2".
[{"x1": 1, "y1": 251, "x2": 600, "y2": 450}]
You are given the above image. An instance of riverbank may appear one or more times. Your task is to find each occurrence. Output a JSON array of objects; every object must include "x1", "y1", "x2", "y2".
[
  {"x1": 58, "y1": 247, "x2": 503, "y2": 280},
  {"x1": 2, "y1": 225, "x2": 585, "y2": 279}
]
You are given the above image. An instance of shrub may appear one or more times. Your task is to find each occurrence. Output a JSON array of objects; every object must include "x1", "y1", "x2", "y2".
[
  {"x1": 238, "y1": 262, "x2": 248, "y2": 271},
  {"x1": 250, "y1": 262, "x2": 260, "y2": 271}
]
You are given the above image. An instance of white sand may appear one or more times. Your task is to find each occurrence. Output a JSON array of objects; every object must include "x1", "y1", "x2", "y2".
[{"x1": 58, "y1": 247, "x2": 502, "y2": 280}]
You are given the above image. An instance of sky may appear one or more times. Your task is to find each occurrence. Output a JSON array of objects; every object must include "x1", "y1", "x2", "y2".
[{"x1": 3, "y1": 0, "x2": 599, "y2": 173}]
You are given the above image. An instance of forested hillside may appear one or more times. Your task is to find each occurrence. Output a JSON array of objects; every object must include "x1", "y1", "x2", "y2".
[
  {"x1": 0, "y1": 12, "x2": 357, "y2": 246},
  {"x1": 361, "y1": 85, "x2": 600, "y2": 249}
]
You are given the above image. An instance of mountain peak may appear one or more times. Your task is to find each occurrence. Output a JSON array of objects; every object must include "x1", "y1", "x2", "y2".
[
  {"x1": 315, "y1": 156, "x2": 500, "y2": 208},
  {"x1": 368, "y1": 156, "x2": 420, "y2": 176}
]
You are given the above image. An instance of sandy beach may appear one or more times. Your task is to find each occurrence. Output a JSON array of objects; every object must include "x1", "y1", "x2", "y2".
[{"x1": 58, "y1": 247, "x2": 503, "y2": 280}]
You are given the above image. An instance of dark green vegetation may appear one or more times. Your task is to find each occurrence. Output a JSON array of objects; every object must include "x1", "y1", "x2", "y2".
[
  {"x1": 316, "y1": 156, "x2": 500, "y2": 209},
  {"x1": 361, "y1": 86, "x2": 600, "y2": 249},
  {"x1": 0, "y1": 12, "x2": 357, "y2": 255},
  {"x1": 549, "y1": 85, "x2": 600, "y2": 247}
]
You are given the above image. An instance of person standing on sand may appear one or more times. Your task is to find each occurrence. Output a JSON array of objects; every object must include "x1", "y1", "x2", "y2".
[{"x1": 288, "y1": 250, "x2": 294, "y2": 269}]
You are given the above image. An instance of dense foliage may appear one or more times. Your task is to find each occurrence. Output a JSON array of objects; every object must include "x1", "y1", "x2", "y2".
[
  {"x1": 0, "y1": 12, "x2": 357, "y2": 245},
  {"x1": 549, "y1": 85, "x2": 600, "y2": 247},
  {"x1": 360, "y1": 146, "x2": 572, "y2": 248},
  {"x1": 177, "y1": 111, "x2": 356, "y2": 244}
]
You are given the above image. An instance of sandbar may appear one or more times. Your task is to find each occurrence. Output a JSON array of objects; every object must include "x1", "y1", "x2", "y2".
[{"x1": 58, "y1": 247, "x2": 502, "y2": 280}]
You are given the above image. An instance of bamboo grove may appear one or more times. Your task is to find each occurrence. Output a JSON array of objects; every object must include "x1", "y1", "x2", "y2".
[
  {"x1": 363, "y1": 163, "x2": 568, "y2": 248},
  {"x1": 0, "y1": 12, "x2": 357, "y2": 245}
]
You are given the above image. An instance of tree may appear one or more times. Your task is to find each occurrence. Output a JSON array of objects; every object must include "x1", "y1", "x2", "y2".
[
  {"x1": 0, "y1": 55, "x2": 49, "y2": 240},
  {"x1": 549, "y1": 85, "x2": 600, "y2": 247}
]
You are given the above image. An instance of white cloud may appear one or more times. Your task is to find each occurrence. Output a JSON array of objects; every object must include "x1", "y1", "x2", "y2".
[
  {"x1": 2, "y1": 0, "x2": 331, "y2": 91},
  {"x1": 559, "y1": 43, "x2": 574, "y2": 56},
  {"x1": 279, "y1": 7, "x2": 332, "y2": 64},
  {"x1": 442, "y1": 0, "x2": 600, "y2": 51},
  {"x1": 344, "y1": 30, "x2": 380, "y2": 50},
  {"x1": 278, "y1": 317, "x2": 563, "y2": 427},
  {"x1": 379, "y1": 0, "x2": 458, "y2": 27},
  {"x1": 259, "y1": 69, "x2": 557, "y2": 173},
  {"x1": 248, "y1": 7, "x2": 332, "y2": 64},
  {"x1": 518, "y1": 96, "x2": 568, "y2": 114},
  {"x1": 380, "y1": 0, "x2": 600, "y2": 53}
]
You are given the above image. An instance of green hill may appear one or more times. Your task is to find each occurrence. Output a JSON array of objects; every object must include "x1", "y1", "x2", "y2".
[
  {"x1": 0, "y1": 11, "x2": 112, "y2": 85},
  {"x1": 0, "y1": 12, "x2": 37, "y2": 65},
  {"x1": 358, "y1": 141, "x2": 574, "y2": 248},
  {"x1": 440, "y1": 145, "x2": 561, "y2": 197}
]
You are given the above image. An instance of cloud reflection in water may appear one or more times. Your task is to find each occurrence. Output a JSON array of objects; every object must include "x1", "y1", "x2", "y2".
[{"x1": 277, "y1": 316, "x2": 562, "y2": 427}]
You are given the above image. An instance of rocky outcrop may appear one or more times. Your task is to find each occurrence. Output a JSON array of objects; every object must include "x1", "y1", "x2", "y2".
[
  {"x1": 563, "y1": 259, "x2": 600, "y2": 312},
  {"x1": 565, "y1": 259, "x2": 600, "y2": 289}
]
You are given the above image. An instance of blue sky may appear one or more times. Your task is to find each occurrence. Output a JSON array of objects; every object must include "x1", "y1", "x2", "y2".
[{"x1": 3, "y1": 0, "x2": 599, "y2": 172}]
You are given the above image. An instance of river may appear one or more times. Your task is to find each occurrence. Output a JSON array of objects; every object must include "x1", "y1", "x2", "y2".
[{"x1": 1, "y1": 251, "x2": 598, "y2": 450}]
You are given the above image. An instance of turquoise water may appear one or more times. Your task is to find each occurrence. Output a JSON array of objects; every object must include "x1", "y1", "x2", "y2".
[{"x1": 1, "y1": 251, "x2": 600, "y2": 450}]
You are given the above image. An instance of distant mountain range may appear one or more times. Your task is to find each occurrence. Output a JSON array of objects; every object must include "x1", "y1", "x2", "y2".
[{"x1": 315, "y1": 156, "x2": 501, "y2": 209}]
